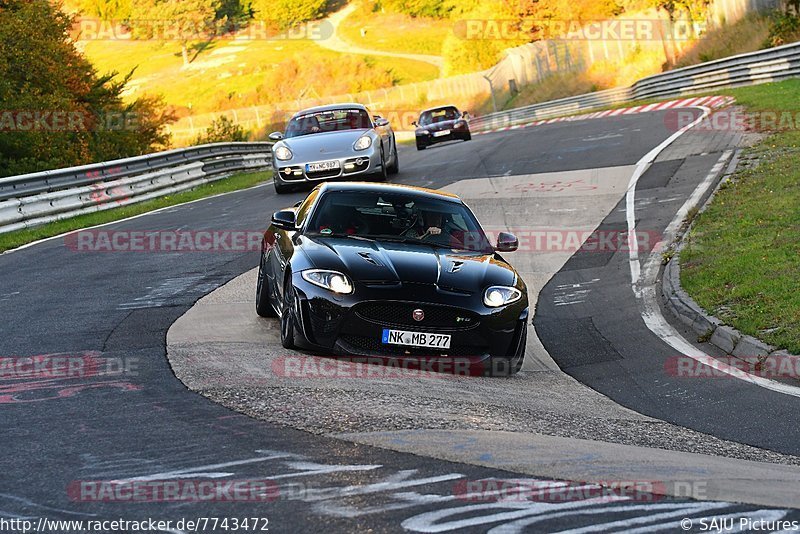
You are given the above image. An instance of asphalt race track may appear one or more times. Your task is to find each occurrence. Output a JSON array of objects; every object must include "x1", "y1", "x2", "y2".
[{"x1": 3, "y1": 109, "x2": 800, "y2": 532}]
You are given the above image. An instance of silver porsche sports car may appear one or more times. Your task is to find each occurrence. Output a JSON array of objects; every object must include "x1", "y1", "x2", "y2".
[{"x1": 268, "y1": 104, "x2": 399, "y2": 194}]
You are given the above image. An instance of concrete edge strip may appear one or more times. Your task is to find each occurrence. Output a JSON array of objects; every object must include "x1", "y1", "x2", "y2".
[
  {"x1": 473, "y1": 96, "x2": 735, "y2": 136},
  {"x1": 625, "y1": 118, "x2": 800, "y2": 397}
]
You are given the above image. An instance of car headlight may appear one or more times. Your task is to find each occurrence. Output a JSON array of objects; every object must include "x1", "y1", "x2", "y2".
[
  {"x1": 484, "y1": 286, "x2": 522, "y2": 308},
  {"x1": 418, "y1": 130, "x2": 430, "y2": 135},
  {"x1": 302, "y1": 269, "x2": 354, "y2": 294},
  {"x1": 274, "y1": 146, "x2": 293, "y2": 161},
  {"x1": 353, "y1": 135, "x2": 372, "y2": 151}
]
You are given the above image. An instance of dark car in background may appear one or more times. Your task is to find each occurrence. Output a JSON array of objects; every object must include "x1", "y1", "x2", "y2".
[
  {"x1": 414, "y1": 105, "x2": 472, "y2": 150},
  {"x1": 256, "y1": 182, "x2": 528, "y2": 376}
]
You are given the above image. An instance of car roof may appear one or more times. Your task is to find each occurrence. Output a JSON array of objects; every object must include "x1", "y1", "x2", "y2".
[
  {"x1": 292, "y1": 103, "x2": 367, "y2": 119},
  {"x1": 316, "y1": 182, "x2": 462, "y2": 203},
  {"x1": 419, "y1": 104, "x2": 460, "y2": 115}
]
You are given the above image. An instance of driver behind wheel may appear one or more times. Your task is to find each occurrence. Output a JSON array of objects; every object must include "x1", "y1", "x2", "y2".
[{"x1": 405, "y1": 209, "x2": 458, "y2": 245}]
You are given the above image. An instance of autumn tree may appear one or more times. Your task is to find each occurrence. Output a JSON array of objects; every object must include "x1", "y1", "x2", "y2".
[{"x1": 0, "y1": 0, "x2": 173, "y2": 177}]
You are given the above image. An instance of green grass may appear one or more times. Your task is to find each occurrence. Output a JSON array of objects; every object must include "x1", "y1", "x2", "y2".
[
  {"x1": 680, "y1": 79, "x2": 800, "y2": 354},
  {"x1": 0, "y1": 170, "x2": 270, "y2": 254},
  {"x1": 338, "y1": 3, "x2": 451, "y2": 56}
]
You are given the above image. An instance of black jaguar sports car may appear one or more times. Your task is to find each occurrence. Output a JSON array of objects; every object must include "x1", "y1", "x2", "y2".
[{"x1": 256, "y1": 182, "x2": 528, "y2": 376}]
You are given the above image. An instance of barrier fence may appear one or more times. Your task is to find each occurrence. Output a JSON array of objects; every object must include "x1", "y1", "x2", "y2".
[{"x1": 0, "y1": 143, "x2": 273, "y2": 234}]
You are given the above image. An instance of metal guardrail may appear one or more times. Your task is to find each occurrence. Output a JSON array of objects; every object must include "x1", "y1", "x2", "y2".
[
  {"x1": 471, "y1": 41, "x2": 800, "y2": 132},
  {"x1": 0, "y1": 142, "x2": 273, "y2": 234}
]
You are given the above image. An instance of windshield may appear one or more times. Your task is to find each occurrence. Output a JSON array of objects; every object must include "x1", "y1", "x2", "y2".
[
  {"x1": 285, "y1": 108, "x2": 373, "y2": 138},
  {"x1": 306, "y1": 191, "x2": 494, "y2": 252},
  {"x1": 419, "y1": 107, "x2": 460, "y2": 126}
]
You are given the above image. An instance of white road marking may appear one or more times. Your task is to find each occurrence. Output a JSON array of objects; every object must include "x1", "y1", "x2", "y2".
[
  {"x1": 625, "y1": 117, "x2": 800, "y2": 397},
  {"x1": 626, "y1": 106, "x2": 711, "y2": 289},
  {"x1": 491, "y1": 502, "x2": 732, "y2": 534},
  {"x1": 113, "y1": 451, "x2": 295, "y2": 483}
]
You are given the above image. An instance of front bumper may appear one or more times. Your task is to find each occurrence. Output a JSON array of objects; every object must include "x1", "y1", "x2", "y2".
[
  {"x1": 289, "y1": 274, "x2": 528, "y2": 372},
  {"x1": 416, "y1": 127, "x2": 470, "y2": 147},
  {"x1": 273, "y1": 149, "x2": 382, "y2": 186}
]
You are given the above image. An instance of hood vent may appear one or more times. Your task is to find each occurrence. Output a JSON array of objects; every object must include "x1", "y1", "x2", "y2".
[
  {"x1": 358, "y1": 252, "x2": 381, "y2": 266},
  {"x1": 449, "y1": 260, "x2": 464, "y2": 273}
]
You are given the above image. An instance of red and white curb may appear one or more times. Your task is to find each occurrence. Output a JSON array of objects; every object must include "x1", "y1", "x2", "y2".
[{"x1": 474, "y1": 95, "x2": 736, "y2": 136}]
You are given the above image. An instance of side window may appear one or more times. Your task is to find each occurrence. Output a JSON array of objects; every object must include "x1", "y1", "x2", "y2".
[{"x1": 296, "y1": 189, "x2": 320, "y2": 228}]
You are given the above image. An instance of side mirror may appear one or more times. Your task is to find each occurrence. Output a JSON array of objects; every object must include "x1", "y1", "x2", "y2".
[
  {"x1": 496, "y1": 232, "x2": 518, "y2": 252},
  {"x1": 268, "y1": 132, "x2": 284, "y2": 141},
  {"x1": 462, "y1": 111, "x2": 470, "y2": 119},
  {"x1": 272, "y1": 209, "x2": 297, "y2": 230},
  {"x1": 411, "y1": 120, "x2": 418, "y2": 127},
  {"x1": 374, "y1": 117, "x2": 389, "y2": 127}
]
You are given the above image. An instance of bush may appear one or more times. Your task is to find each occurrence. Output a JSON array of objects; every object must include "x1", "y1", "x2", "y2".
[
  {"x1": 193, "y1": 116, "x2": 248, "y2": 144},
  {"x1": 764, "y1": 11, "x2": 800, "y2": 48}
]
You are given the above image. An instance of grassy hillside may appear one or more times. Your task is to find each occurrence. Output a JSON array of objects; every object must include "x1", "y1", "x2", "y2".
[
  {"x1": 80, "y1": 37, "x2": 438, "y2": 116},
  {"x1": 337, "y1": 2, "x2": 452, "y2": 56}
]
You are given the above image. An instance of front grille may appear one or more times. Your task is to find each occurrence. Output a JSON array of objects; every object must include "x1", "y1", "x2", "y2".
[
  {"x1": 306, "y1": 168, "x2": 342, "y2": 179},
  {"x1": 354, "y1": 302, "x2": 479, "y2": 330},
  {"x1": 339, "y1": 334, "x2": 484, "y2": 357}
]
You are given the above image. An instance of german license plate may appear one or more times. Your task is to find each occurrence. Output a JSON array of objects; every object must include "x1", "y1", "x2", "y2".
[
  {"x1": 306, "y1": 160, "x2": 340, "y2": 172},
  {"x1": 433, "y1": 130, "x2": 450, "y2": 137},
  {"x1": 382, "y1": 329, "x2": 451, "y2": 349}
]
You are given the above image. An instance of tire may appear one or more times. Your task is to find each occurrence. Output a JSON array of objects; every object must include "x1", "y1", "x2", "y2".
[
  {"x1": 387, "y1": 138, "x2": 399, "y2": 175},
  {"x1": 464, "y1": 132, "x2": 472, "y2": 141},
  {"x1": 274, "y1": 175, "x2": 292, "y2": 194},
  {"x1": 416, "y1": 143, "x2": 426, "y2": 151},
  {"x1": 280, "y1": 277, "x2": 298, "y2": 349},
  {"x1": 373, "y1": 148, "x2": 388, "y2": 182},
  {"x1": 485, "y1": 324, "x2": 526, "y2": 377},
  {"x1": 255, "y1": 249, "x2": 276, "y2": 317}
]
